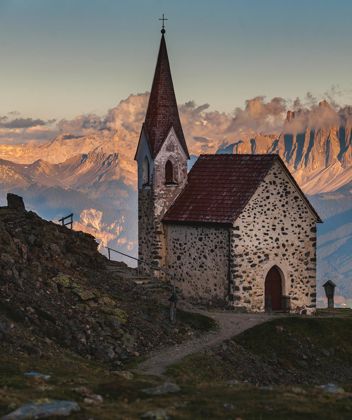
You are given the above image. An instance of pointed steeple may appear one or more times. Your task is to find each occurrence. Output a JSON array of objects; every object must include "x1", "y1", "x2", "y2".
[{"x1": 143, "y1": 32, "x2": 189, "y2": 158}]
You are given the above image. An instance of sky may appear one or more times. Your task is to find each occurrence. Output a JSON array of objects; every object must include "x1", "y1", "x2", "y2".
[{"x1": 0, "y1": 0, "x2": 351, "y2": 119}]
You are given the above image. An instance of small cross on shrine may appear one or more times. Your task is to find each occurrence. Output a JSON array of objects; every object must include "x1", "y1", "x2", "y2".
[{"x1": 159, "y1": 13, "x2": 168, "y2": 34}]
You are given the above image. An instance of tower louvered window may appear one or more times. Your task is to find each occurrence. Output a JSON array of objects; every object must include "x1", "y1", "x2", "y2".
[
  {"x1": 165, "y1": 160, "x2": 176, "y2": 184},
  {"x1": 142, "y1": 157, "x2": 150, "y2": 186}
]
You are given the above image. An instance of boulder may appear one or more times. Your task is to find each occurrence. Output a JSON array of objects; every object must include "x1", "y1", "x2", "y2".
[
  {"x1": 142, "y1": 382, "x2": 180, "y2": 396},
  {"x1": 2, "y1": 400, "x2": 80, "y2": 419},
  {"x1": 141, "y1": 408, "x2": 170, "y2": 419},
  {"x1": 24, "y1": 371, "x2": 51, "y2": 381},
  {"x1": 111, "y1": 370, "x2": 134, "y2": 380},
  {"x1": 7, "y1": 193, "x2": 26, "y2": 211},
  {"x1": 320, "y1": 383, "x2": 345, "y2": 394}
]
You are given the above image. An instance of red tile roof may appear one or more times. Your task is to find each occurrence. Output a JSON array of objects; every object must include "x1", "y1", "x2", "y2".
[
  {"x1": 143, "y1": 34, "x2": 189, "y2": 158},
  {"x1": 163, "y1": 154, "x2": 322, "y2": 225}
]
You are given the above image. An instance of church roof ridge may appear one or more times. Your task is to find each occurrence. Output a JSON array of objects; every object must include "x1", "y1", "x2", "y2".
[
  {"x1": 143, "y1": 32, "x2": 189, "y2": 159},
  {"x1": 163, "y1": 153, "x2": 321, "y2": 225},
  {"x1": 198, "y1": 153, "x2": 278, "y2": 159}
]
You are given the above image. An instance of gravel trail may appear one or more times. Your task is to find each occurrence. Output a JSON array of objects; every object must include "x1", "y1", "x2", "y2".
[{"x1": 137, "y1": 309, "x2": 274, "y2": 376}]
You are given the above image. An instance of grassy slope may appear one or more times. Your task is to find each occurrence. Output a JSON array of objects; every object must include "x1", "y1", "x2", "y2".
[
  {"x1": 0, "y1": 205, "x2": 220, "y2": 369},
  {"x1": 2, "y1": 346, "x2": 352, "y2": 420},
  {"x1": 2, "y1": 315, "x2": 352, "y2": 419},
  {"x1": 168, "y1": 317, "x2": 352, "y2": 385},
  {"x1": 165, "y1": 315, "x2": 352, "y2": 419},
  {"x1": 0, "y1": 310, "x2": 217, "y2": 419}
]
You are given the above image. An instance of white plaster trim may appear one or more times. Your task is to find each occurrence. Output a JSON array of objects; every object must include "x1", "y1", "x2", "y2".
[
  {"x1": 155, "y1": 126, "x2": 189, "y2": 161},
  {"x1": 136, "y1": 131, "x2": 154, "y2": 190},
  {"x1": 135, "y1": 126, "x2": 152, "y2": 161}
]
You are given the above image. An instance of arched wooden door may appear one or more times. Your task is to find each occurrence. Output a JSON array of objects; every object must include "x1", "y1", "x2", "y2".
[{"x1": 265, "y1": 266, "x2": 283, "y2": 311}]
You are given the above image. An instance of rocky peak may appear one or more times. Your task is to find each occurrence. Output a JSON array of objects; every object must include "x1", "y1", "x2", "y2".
[
  {"x1": 0, "y1": 195, "x2": 210, "y2": 367},
  {"x1": 319, "y1": 99, "x2": 331, "y2": 109},
  {"x1": 286, "y1": 110, "x2": 295, "y2": 122},
  {"x1": 7, "y1": 193, "x2": 25, "y2": 211}
]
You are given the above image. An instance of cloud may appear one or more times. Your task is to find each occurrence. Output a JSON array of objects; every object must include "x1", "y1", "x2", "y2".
[
  {"x1": 193, "y1": 136, "x2": 209, "y2": 143},
  {"x1": 0, "y1": 116, "x2": 54, "y2": 129},
  {"x1": 55, "y1": 94, "x2": 149, "y2": 137},
  {"x1": 227, "y1": 96, "x2": 287, "y2": 136},
  {"x1": 178, "y1": 100, "x2": 233, "y2": 154},
  {"x1": 0, "y1": 89, "x2": 351, "y2": 264},
  {"x1": 0, "y1": 118, "x2": 46, "y2": 129},
  {"x1": 0, "y1": 113, "x2": 57, "y2": 144},
  {"x1": 57, "y1": 114, "x2": 107, "y2": 134},
  {"x1": 1, "y1": 87, "x2": 351, "y2": 151},
  {"x1": 284, "y1": 100, "x2": 349, "y2": 134}
]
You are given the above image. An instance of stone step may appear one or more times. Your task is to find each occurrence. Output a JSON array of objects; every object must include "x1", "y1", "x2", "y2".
[
  {"x1": 142, "y1": 282, "x2": 172, "y2": 290},
  {"x1": 130, "y1": 277, "x2": 171, "y2": 288},
  {"x1": 105, "y1": 269, "x2": 157, "y2": 283},
  {"x1": 133, "y1": 280, "x2": 148, "y2": 285},
  {"x1": 105, "y1": 264, "x2": 130, "y2": 270},
  {"x1": 104, "y1": 266, "x2": 135, "y2": 274},
  {"x1": 105, "y1": 268, "x2": 132, "y2": 274},
  {"x1": 104, "y1": 265, "x2": 174, "y2": 290},
  {"x1": 125, "y1": 275, "x2": 153, "y2": 281}
]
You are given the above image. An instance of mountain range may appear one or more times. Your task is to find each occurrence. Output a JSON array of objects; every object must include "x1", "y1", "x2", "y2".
[{"x1": 0, "y1": 93, "x2": 350, "y2": 303}]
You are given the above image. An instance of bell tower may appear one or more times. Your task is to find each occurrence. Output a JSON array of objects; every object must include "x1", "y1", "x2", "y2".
[{"x1": 134, "y1": 23, "x2": 189, "y2": 273}]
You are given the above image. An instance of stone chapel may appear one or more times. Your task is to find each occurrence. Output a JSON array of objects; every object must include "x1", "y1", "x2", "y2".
[{"x1": 134, "y1": 28, "x2": 322, "y2": 312}]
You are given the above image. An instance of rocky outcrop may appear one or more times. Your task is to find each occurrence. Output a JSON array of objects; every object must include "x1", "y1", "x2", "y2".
[
  {"x1": 0, "y1": 151, "x2": 121, "y2": 190},
  {"x1": 7, "y1": 193, "x2": 25, "y2": 211},
  {"x1": 0, "y1": 96, "x2": 350, "y2": 302},
  {"x1": 218, "y1": 105, "x2": 352, "y2": 195},
  {"x1": 0, "y1": 196, "x2": 211, "y2": 367}
]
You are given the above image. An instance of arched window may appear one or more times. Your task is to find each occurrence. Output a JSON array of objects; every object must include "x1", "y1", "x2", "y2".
[
  {"x1": 142, "y1": 157, "x2": 150, "y2": 186},
  {"x1": 165, "y1": 160, "x2": 176, "y2": 184}
]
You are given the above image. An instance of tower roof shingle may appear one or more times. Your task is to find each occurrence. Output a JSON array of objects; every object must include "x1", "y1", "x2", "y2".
[{"x1": 143, "y1": 34, "x2": 189, "y2": 158}]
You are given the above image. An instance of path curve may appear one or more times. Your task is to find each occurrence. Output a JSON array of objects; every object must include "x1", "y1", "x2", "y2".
[{"x1": 137, "y1": 310, "x2": 274, "y2": 376}]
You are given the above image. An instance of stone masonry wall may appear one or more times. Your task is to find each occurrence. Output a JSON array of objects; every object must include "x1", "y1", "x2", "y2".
[
  {"x1": 165, "y1": 223, "x2": 230, "y2": 302},
  {"x1": 138, "y1": 128, "x2": 188, "y2": 273},
  {"x1": 138, "y1": 187, "x2": 156, "y2": 272},
  {"x1": 230, "y1": 160, "x2": 317, "y2": 312}
]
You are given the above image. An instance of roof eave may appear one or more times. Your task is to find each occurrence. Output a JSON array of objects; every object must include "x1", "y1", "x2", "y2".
[
  {"x1": 162, "y1": 219, "x2": 232, "y2": 228},
  {"x1": 134, "y1": 124, "x2": 152, "y2": 161},
  {"x1": 153, "y1": 125, "x2": 190, "y2": 159}
]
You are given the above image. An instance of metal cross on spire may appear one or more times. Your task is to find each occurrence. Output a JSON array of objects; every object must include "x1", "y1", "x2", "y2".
[{"x1": 159, "y1": 13, "x2": 168, "y2": 34}]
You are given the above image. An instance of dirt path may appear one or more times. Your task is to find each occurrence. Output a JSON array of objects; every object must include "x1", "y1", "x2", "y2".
[{"x1": 137, "y1": 309, "x2": 274, "y2": 376}]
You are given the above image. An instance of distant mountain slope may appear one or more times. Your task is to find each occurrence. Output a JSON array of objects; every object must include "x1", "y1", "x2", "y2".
[
  {"x1": 1, "y1": 99, "x2": 351, "y2": 195},
  {"x1": 309, "y1": 185, "x2": 352, "y2": 301},
  {"x1": 0, "y1": 199, "x2": 210, "y2": 371},
  {"x1": 0, "y1": 132, "x2": 116, "y2": 164},
  {"x1": 0, "y1": 152, "x2": 137, "y2": 257},
  {"x1": 217, "y1": 109, "x2": 351, "y2": 194},
  {"x1": 0, "y1": 151, "x2": 121, "y2": 189},
  {"x1": 0, "y1": 95, "x2": 350, "y2": 299}
]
